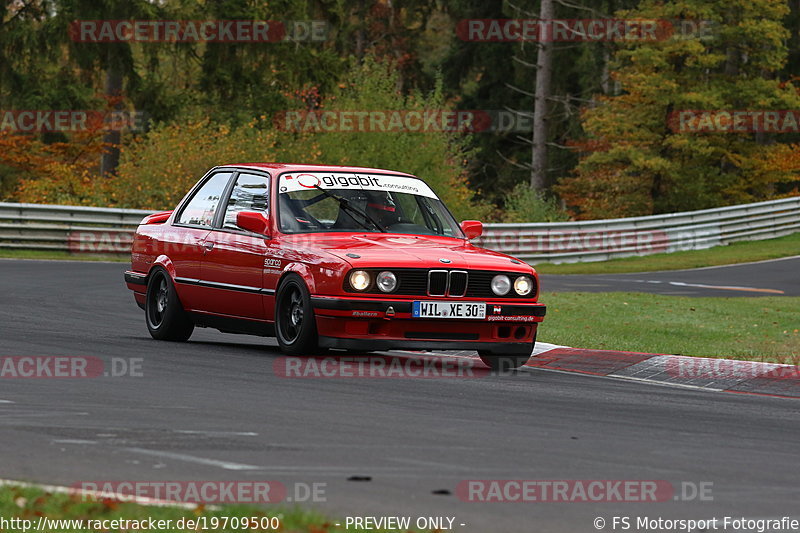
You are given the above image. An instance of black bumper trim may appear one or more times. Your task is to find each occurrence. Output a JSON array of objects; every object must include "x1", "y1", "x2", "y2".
[
  {"x1": 404, "y1": 331, "x2": 480, "y2": 340},
  {"x1": 311, "y1": 297, "x2": 545, "y2": 317},
  {"x1": 492, "y1": 305, "x2": 547, "y2": 317},
  {"x1": 318, "y1": 337, "x2": 534, "y2": 355},
  {"x1": 124, "y1": 271, "x2": 147, "y2": 286},
  {"x1": 311, "y1": 297, "x2": 413, "y2": 313}
]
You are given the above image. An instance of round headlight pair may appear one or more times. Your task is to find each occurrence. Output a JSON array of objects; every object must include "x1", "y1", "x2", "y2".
[
  {"x1": 349, "y1": 270, "x2": 397, "y2": 293},
  {"x1": 491, "y1": 274, "x2": 534, "y2": 296}
]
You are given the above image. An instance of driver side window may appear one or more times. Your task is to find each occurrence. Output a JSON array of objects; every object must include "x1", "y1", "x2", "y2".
[{"x1": 223, "y1": 173, "x2": 270, "y2": 230}]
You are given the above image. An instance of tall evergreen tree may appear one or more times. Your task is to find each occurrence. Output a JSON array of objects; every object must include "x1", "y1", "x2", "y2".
[{"x1": 557, "y1": 0, "x2": 800, "y2": 218}]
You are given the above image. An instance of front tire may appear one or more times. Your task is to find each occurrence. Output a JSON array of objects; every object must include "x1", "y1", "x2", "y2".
[
  {"x1": 145, "y1": 268, "x2": 194, "y2": 341},
  {"x1": 478, "y1": 352, "x2": 532, "y2": 371},
  {"x1": 275, "y1": 274, "x2": 319, "y2": 355},
  {"x1": 478, "y1": 332, "x2": 536, "y2": 371}
]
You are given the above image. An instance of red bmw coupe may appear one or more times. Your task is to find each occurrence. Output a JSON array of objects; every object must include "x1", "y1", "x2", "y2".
[{"x1": 124, "y1": 163, "x2": 546, "y2": 369}]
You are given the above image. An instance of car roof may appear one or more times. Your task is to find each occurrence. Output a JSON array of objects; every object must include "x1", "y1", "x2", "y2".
[{"x1": 221, "y1": 162, "x2": 416, "y2": 177}]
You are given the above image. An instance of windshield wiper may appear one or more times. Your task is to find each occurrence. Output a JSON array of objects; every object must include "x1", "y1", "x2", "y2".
[{"x1": 312, "y1": 185, "x2": 387, "y2": 233}]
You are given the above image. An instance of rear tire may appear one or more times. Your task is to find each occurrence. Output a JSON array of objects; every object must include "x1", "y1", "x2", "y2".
[
  {"x1": 275, "y1": 274, "x2": 320, "y2": 355},
  {"x1": 145, "y1": 268, "x2": 194, "y2": 342}
]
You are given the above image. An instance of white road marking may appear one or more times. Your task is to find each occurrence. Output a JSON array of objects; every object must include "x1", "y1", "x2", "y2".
[
  {"x1": 644, "y1": 254, "x2": 800, "y2": 273},
  {"x1": 0, "y1": 400, "x2": 14, "y2": 404},
  {"x1": 601, "y1": 278, "x2": 784, "y2": 294},
  {"x1": 0, "y1": 412, "x2": 89, "y2": 419},
  {"x1": 406, "y1": 345, "x2": 794, "y2": 397},
  {"x1": 124, "y1": 448, "x2": 262, "y2": 471},
  {"x1": 397, "y1": 342, "x2": 563, "y2": 359},
  {"x1": 389, "y1": 456, "x2": 468, "y2": 471},
  {"x1": 667, "y1": 281, "x2": 783, "y2": 294},
  {"x1": 524, "y1": 365, "x2": 726, "y2": 392},
  {"x1": 607, "y1": 372, "x2": 725, "y2": 392},
  {"x1": 532, "y1": 342, "x2": 565, "y2": 355},
  {"x1": 53, "y1": 439, "x2": 97, "y2": 445},
  {"x1": 173, "y1": 430, "x2": 258, "y2": 436}
]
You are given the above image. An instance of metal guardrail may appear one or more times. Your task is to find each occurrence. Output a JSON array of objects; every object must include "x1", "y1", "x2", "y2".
[
  {"x1": 476, "y1": 196, "x2": 800, "y2": 263},
  {"x1": 0, "y1": 197, "x2": 798, "y2": 262},
  {"x1": 0, "y1": 203, "x2": 151, "y2": 254}
]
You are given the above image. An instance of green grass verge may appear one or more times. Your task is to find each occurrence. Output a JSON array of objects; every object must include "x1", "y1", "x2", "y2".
[
  {"x1": 533, "y1": 232, "x2": 800, "y2": 275},
  {"x1": 539, "y1": 291, "x2": 800, "y2": 364},
  {"x1": 0, "y1": 249, "x2": 126, "y2": 262},
  {"x1": 0, "y1": 485, "x2": 431, "y2": 533}
]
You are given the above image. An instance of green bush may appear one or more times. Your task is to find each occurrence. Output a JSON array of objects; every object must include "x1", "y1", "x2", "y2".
[
  {"x1": 279, "y1": 56, "x2": 490, "y2": 221},
  {"x1": 111, "y1": 120, "x2": 281, "y2": 209},
  {"x1": 502, "y1": 183, "x2": 570, "y2": 222}
]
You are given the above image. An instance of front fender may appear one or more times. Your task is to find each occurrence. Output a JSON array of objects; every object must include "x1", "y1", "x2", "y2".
[{"x1": 280, "y1": 262, "x2": 316, "y2": 293}]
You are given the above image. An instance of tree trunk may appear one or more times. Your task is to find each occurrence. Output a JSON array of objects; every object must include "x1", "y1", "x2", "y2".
[
  {"x1": 100, "y1": 61, "x2": 122, "y2": 178},
  {"x1": 355, "y1": 0, "x2": 366, "y2": 59},
  {"x1": 530, "y1": 0, "x2": 554, "y2": 191}
]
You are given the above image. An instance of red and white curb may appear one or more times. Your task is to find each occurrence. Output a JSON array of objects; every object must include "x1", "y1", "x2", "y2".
[
  {"x1": 527, "y1": 344, "x2": 800, "y2": 399},
  {"x1": 0, "y1": 478, "x2": 205, "y2": 509}
]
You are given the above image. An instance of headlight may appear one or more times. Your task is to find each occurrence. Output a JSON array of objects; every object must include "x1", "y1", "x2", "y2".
[
  {"x1": 491, "y1": 274, "x2": 511, "y2": 296},
  {"x1": 514, "y1": 275, "x2": 534, "y2": 296},
  {"x1": 376, "y1": 271, "x2": 397, "y2": 293},
  {"x1": 349, "y1": 270, "x2": 371, "y2": 291}
]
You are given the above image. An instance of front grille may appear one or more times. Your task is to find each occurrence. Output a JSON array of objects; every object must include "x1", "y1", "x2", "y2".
[
  {"x1": 344, "y1": 268, "x2": 537, "y2": 298},
  {"x1": 427, "y1": 270, "x2": 448, "y2": 296},
  {"x1": 448, "y1": 271, "x2": 468, "y2": 297}
]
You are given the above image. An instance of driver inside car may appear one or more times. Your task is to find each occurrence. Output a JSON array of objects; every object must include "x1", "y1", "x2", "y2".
[{"x1": 363, "y1": 191, "x2": 401, "y2": 230}]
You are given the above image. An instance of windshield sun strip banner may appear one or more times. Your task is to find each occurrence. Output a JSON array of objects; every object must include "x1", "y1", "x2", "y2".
[{"x1": 278, "y1": 172, "x2": 439, "y2": 199}]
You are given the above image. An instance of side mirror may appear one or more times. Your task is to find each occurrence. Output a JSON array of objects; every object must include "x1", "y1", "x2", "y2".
[
  {"x1": 460, "y1": 220, "x2": 483, "y2": 240},
  {"x1": 236, "y1": 211, "x2": 270, "y2": 236}
]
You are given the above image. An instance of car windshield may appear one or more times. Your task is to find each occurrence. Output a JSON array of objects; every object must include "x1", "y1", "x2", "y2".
[{"x1": 278, "y1": 172, "x2": 464, "y2": 237}]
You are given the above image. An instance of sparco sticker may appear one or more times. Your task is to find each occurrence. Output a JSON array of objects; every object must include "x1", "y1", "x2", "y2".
[{"x1": 279, "y1": 172, "x2": 438, "y2": 199}]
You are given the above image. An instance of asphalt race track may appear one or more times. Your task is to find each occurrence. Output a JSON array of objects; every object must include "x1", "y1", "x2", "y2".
[
  {"x1": 0, "y1": 259, "x2": 798, "y2": 532},
  {"x1": 540, "y1": 256, "x2": 800, "y2": 297}
]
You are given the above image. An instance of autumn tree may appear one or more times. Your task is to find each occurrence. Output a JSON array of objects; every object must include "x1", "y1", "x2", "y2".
[
  {"x1": 557, "y1": 0, "x2": 800, "y2": 219},
  {"x1": 439, "y1": 0, "x2": 638, "y2": 209}
]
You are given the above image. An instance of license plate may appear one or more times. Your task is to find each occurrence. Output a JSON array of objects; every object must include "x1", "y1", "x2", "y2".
[{"x1": 412, "y1": 301, "x2": 486, "y2": 319}]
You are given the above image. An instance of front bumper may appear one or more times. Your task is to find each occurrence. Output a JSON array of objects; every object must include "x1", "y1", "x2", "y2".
[
  {"x1": 311, "y1": 296, "x2": 546, "y2": 319},
  {"x1": 311, "y1": 296, "x2": 545, "y2": 355}
]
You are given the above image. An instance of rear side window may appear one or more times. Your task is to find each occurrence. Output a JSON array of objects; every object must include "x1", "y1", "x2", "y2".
[
  {"x1": 222, "y1": 173, "x2": 270, "y2": 230},
  {"x1": 176, "y1": 172, "x2": 232, "y2": 227}
]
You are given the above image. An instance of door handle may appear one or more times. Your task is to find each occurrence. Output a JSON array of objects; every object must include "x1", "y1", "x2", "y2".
[{"x1": 203, "y1": 242, "x2": 215, "y2": 252}]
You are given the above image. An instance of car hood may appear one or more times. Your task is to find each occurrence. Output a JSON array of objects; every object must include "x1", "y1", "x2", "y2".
[{"x1": 296, "y1": 233, "x2": 533, "y2": 273}]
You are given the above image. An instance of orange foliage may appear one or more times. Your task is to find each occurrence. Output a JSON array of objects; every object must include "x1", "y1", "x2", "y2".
[{"x1": 2, "y1": 118, "x2": 111, "y2": 205}]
